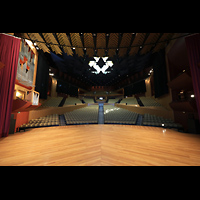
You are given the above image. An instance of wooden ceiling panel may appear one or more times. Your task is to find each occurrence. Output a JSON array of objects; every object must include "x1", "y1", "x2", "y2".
[
  {"x1": 108, "y1": 33, "x2": 119, "y2": 48},
  {"x1": 118, "y1": 33, "x2": 132, "y2": 57},
  {"x1": 56, "y1": 33, "x2": 73, "y2": 56},
  {"x1": 153, "y1": 33, "x2": 174, "y2": 53},
  {"x1": 108, "y1": 49, "x2": 116, "y2": 57},
  {"x1": 107, "y1": 33, "x2": 119, "y2": 57},
  {"x1": 84, "y1": 33, "x2": 94, "y2": 57},
  {"x1": 140, "y1": 33, "x2": 161, "y2": 55},
  {"x1": 120, "y1": 33, "x2": 132, "y2": 47},
  {"x1": 118, "y1": 48, "x2": 128, "y2": 57},
  {"x1": 42, "y1": 33, "x2": 62, "y2": 55},
  {"x1": 70, "y1": 33, "x2": 84, "y2": 57},
  {"x1": 129, "y1": 33, "x2": 146, "y2": 56},
  {"x1": 97, "y1": 49, "x2": 105, "y2": 57},
  {"x1": 28, "y1": 33, "x2": 50, "y2": 53},
  {"x1": 21, "y1": 33, "x2": 178, "y2": 58},
  {"x1": 96, "y1": 33, "x2": 106, "y2": 48},
  {"x1": 86, "y1": 48, "x2": 95, "y2": 57}
]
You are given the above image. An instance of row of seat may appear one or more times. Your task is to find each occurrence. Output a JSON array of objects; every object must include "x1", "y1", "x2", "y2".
[
  {"x1": 139, "y1": 97, "x2": 162, "y2": 107},
  {"x1": 40, "y1": 97, "x2": 63, "y2": 107},
  {"x1": 64, "y1": 105, "x2": 99, "y2": 125},
  {"x1": 120, "y1": 97, "x2": 139, "y2": 105},
  {"x1": 18, "y1": 105, "x2": 183, "y2": 131},
  {"x1": 19, "y1": 114, "x2": 60, "y2": 131},
  {"x1": 104, "y1": 105, "x2": 139, "y2": 125},
  {"x1": 64, "y1": 97, "x2": 82, "y2": 105},
  {"x1": 142, "y1": 113, "x2": 183, "y2": 129},
  {"x1": 107, "y1": 98, "x2": 120, "y2": 103}
]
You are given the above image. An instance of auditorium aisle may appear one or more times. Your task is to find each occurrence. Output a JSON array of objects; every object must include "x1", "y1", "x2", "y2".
[
  {"x1": 98, "y1": 104, "x2": 104, "y2": 124},
  {"x1": 59, "y1": 115, "x2": 66, "y2": 126},
  {"x1": 136, "y1": 115, "x2": 143, "y2": 125}
]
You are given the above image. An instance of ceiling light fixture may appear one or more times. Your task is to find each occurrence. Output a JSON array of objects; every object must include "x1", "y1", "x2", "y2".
[{"x1": 89, "y1": 57, "x2": 113, "y2": 75}]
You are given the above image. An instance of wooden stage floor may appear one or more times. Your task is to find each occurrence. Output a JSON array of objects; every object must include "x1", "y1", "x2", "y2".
[{"x1": 0, "y1": 125, "x2": 200, "y2": 166}]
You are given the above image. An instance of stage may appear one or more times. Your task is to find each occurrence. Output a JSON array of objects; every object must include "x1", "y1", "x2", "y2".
[{"x1": 0, "y1": 125, "x2": 200, "y2": 166}]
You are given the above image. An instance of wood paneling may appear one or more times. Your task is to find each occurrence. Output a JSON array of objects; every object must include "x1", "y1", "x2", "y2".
[{"x1": 1, "y1": 125, "x2": 200, "y2": 166}]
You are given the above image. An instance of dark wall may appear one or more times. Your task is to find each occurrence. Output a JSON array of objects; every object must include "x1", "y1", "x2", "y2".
[
  {"x1": 153, "y1": 49, "x2": 169, "y2": 98},
  {"x1": 35, "y1": 50, "x2": 49, "y2": 99},
  {"x1": 56, "y1": 79, "x2": 78, "y2": 96},
  {"x1": 124, "y1": 79, "x2": 146, "y2": 96}
]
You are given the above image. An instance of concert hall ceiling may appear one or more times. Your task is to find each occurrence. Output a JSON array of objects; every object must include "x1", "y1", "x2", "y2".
[
  {"x1": 13, "y1": 33, "x2": 185, "y2": 88},
  {"x1": 20, "y1": 33, "x2": 176, "y2": 57}
]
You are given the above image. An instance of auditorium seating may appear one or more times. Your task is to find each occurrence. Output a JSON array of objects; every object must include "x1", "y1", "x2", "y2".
[
  {"x1": 104, "y1": 105, "x2": 138, "y2": 125},
  {"x1": 139, "y1": 97, "x2": 162, "y2": 107},
  {"x1": 108, "y1": 98, "x2": 120, "y2": 103},
  {"x1": 40, "y1": 97, "x2": 63, "y2": 107},
  {"x1": 17, "y1": 104, "x2": 184, "y2": 132},
  {"x1": 64, "y1": 97, "x2": 82, "y2": 105},
  {"x1": 82, "y1": 98, "x2": 94, "y2": 104},
  {"x1": 142, "y1": 113, "x2": 183, "y2": 129},
  {"x1": 19, "y1": 114, "x2": 59, "y2": 131},
  {"x1": 120, "y1": 97, "x2": 139, "y2": 105},
  {"x1": 64, "y1": 105, "x2": 98, "y2": 125}
]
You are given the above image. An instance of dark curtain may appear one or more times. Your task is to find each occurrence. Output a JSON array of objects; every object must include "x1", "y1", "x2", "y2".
[
  {"x1": 0, "y1": 34, "x2": 21, "y2": 137},
  {"x1": 35, "y1": 50, "x2": 49, "y2": 99},
  {"x1": 132, "y1": 79, "x2": 146, "y2": 94},
  {"x1": 153, "y1": 49, "x2": 169, "y2": 98},
  {"x1": 185, "y1": 33, "x2": 200, "y2": 121}
]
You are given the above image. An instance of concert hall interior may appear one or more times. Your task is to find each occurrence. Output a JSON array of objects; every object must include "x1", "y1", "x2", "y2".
[{"x1": 0, "y1": 32, "x2": 200, "y2": 166}]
